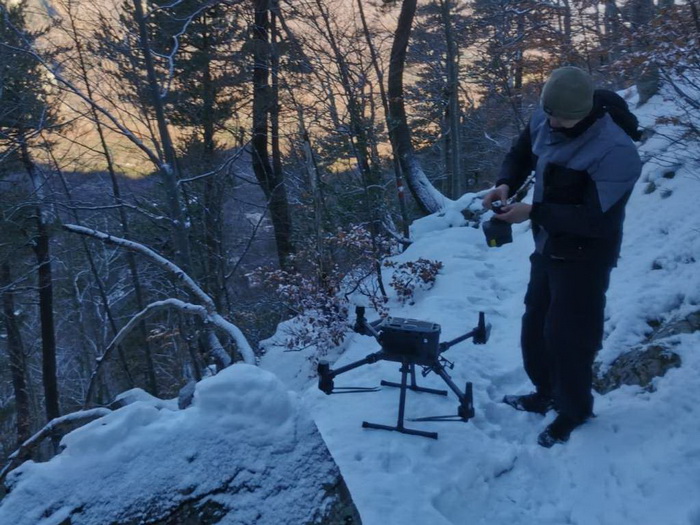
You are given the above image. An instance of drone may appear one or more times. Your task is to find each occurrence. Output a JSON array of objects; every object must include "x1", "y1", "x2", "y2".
[{"x1": 317, "y1": 307, "x2": 490, "y2": 439}]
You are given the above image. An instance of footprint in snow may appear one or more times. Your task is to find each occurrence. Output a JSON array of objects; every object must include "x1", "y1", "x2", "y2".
[{"x1": 376, "y1": 448, "x2": 413, "y2": 474}]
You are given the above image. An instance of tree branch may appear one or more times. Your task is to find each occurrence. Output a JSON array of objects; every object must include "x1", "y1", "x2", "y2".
[
  {"x1": 62, "y1": 225, "x2": 257, "y2": 375},
  {"x1": 0, "y1": 408, "x2": 111, "y2": 488}
]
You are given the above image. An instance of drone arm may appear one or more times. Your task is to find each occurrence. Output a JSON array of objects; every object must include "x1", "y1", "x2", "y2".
[
  {"x1": 439, "y1": 329, "x2": 476, "y2": 352},
  {"x1": 433, "y1": 365, "x2": 465, "y2": 400},
  {"x1": 329, "y1": 350, "x2": 383, "y2": 376},
  {"x1": 439, "y1": 312, "x2": 490, "y2": 352},
  {"x1": 317, "y1": 351, "x2": 385, "y2": 394},
  {"x1": 353, "y1": 306, "x2": 382, "y2": 340}
]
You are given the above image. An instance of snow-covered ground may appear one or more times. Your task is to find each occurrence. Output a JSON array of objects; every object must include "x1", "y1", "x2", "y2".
[
  {"x1": 0, "y1": 84, "x2": 698, "y2": 525},
  {"x1": 0, "y1": 365, "x2": 344, "y2": 524},
  {"x1": 264, "y1": 83, "x2": 700, "y2": 525}
]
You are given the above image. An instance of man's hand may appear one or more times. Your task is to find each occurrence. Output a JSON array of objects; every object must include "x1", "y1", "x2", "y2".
[
  {"x1": 494, "y1": 202, "x2": 532, "y2": 224},
  {"x1": 482, "y1": 184, "x2": 509, "y2": 210}
]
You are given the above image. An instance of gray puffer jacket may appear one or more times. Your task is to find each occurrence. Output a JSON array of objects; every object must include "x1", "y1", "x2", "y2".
[{"x1": 496, "y1": 106, "x2": 642, "y2": 266}]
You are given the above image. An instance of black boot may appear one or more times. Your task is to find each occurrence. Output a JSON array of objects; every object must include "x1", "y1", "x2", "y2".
[
  {"x1": 502, "y1": 392, "x2": 554, "y2": 415},
  {"x1": 537, "y1": 414, "x2": 584, "y2": 448}
]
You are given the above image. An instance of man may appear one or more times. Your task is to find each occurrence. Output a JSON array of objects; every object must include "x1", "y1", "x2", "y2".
[{"x1": 483, "y1": 66, "x2": 642, "y2": 447}]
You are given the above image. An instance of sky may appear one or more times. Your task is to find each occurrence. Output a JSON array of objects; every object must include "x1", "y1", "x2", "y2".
[{"x1": 0, "y1": 82, "x2": 699, "y2": 525}]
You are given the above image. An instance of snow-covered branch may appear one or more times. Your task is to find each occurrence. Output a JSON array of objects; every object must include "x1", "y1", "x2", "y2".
[
  {"x1": 381, "y1": 220, "x2": 412, "y2": 247},
  {"x1": 0, "y1": 408, "x2": 111, "y2": 487},
  {"x1": 54, "y1": 201, "x2": 171, "y2": 226},
  {"x1": 61, "y1": 225, "x2": 257, "y2": 402},
  {"x1": 83, "y1": 298, "x2": 241, "y2": 406},
  {"x1": 63, "y1": 225, "x2": 215, "y2": 308}
]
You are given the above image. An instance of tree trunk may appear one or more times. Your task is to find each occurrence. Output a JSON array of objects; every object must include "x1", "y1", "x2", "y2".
[
  {"x1": 603, "y1": 0, "x2": 622, "y2": 63},
  {"x1": 387, "y1": 0, "x2": 451, "y2": 215},
  {"x1": 440, "y1": 0, "x2": 462, "y2": 199},
  {"x1": 356, "y1": 0, "x2": 410, "y2": 240},
  {"x1": 1, "y1": 262, "x2": 31, "y2": 446},
  {"x1": 269, "y1": 12, "x2": 294, "y2": 264},
  {"x1": 692, "y1": 1, "x2": 700, "y2": 33},
  {"x1": 200, "y1": 14, "x2": 226, "y2": 311},
  {"x1": 630, "y1": 0, "x2": 655, "y2": 27},
  {"x1": 251, "y1": 0, "x2": 294, "y2": 269},
  {"x1": 562, "y1": 0, "x2": 574, "y2": 60},
  {"x1": 19, "y1": 140, "x2": 60, "y2": 431},
  {"x1": 131, "y1": 0, "x2": 193, "y2": 274},
  {"x1": 34, "y1": 221, "x2": 60, "y2": 427},
  {"x1": 628, "y1": 0, "x2": 660, "y2": 104}
]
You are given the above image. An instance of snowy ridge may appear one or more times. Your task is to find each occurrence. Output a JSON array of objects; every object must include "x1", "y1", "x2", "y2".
[{"x1": 293, "y1": 84, "x2": 700, "y2": 525}]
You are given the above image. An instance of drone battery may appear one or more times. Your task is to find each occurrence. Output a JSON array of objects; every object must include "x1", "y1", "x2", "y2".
[{"x1": 379, "y1": 317, "x2": 441, "y2": 363}]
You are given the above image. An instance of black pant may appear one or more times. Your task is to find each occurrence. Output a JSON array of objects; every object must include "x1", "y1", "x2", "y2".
[{"x1": 521, "y1": 253, "x2": 612, "y2": 422}]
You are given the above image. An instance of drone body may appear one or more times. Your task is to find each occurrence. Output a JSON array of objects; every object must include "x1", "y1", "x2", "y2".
[{"x1": 317, "y1": 308, "x2": 490, "y2": 439}]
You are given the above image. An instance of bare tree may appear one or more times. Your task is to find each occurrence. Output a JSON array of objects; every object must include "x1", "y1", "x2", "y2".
[
  {"x1": 130, "y1": 0, "x2": 193, "y2": 273},
  {"x1": 58, "y1": 0, "x2": 157, "y2": 395},
  {"x1": 388, "y1": 0, "x2": 452, "y2": 214},
  {"x1": 356, "y1": 0, "x2": 410, "y2": 239}
]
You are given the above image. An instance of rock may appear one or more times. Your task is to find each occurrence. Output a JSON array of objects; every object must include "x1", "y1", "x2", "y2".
[
  {"x1": 594, "y1": 344, "x2": 681, "y2": 395},
  {"x1": 142, "y1": 426, "x2": 362, "y2": 525},
  {"x1": 109, "y1": 388, "x2": 176, "y2": 411},
  {"x1": 460, "y1": 207, "x2": 481, "y2": 223},
  {"x1": 636, "y1": 66, "x2": 660, "y2": 106},
  {"x1": 0, "y1": 365, "x2": 362, "y2": 525},
  {"x1": 594, "y1": 309, "x2": 699, "y2": 394},
  {"x1": 650, "y1": 310, "x2": 700, "y2": 340},
  {"x1": 177, "y1": 380, "x2": 197, "y2": 409}
]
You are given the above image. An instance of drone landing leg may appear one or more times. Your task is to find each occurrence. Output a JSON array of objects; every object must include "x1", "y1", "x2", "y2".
[
  {"x1": 362, "y1": 359, "x2": 439, "y2": 440},
  {"x1": 380, "y1": 364, "x2": 448, "y2": 396},
  {"x1": 410, "y1": 364, "x2": 475, "y2": 422}
]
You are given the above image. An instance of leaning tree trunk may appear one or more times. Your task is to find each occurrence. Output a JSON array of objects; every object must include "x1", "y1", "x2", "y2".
[{"x1": 387, "y1": 0, "x2": 451, "y2": 215}]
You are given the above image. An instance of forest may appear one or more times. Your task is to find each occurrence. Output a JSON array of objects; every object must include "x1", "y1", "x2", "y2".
[{"x1": 0, "y1": 0, "x2": 697, "y2": 468}]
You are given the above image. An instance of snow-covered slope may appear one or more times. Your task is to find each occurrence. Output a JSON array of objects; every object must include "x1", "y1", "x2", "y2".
[{"x1": 276, "y1": 84, "x2": 700, "y2": 525}]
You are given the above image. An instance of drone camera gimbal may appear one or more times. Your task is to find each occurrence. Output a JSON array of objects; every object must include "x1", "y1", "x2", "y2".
[{"x1": 317, "y1": 307, "x2": 490, "y2": 439}]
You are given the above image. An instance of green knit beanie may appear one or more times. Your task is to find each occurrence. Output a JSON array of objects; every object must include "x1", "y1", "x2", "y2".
[{"x1": 540, "y1": 66, "x2": 594, "y2": 120}]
